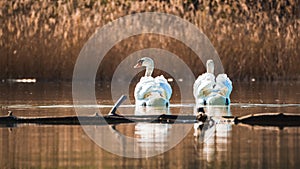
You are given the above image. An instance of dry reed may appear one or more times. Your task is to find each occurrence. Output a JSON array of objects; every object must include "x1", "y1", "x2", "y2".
[{"x1": 0, "y1": 0, "x2": 299, "y2": 81}]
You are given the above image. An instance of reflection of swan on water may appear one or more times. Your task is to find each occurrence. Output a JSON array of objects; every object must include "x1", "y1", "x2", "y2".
[
  {"x1": 134, "y1": 57, "x2": 172, "y2": 107},
  {"x1": 194, "y1": 106, "x2": 231, "y2": 138},
  {"x1": 193, "y1": 59, "x2": 232, "y2": 106},
  {"x1": 105, "y1": 106, "x2": 172, "y2": 156},
  {"x1": 134, "y1": 106, "x2": 171, "y2": 153},
  {"x1": 194, "y1": 106, "x2": 232, "y2": 162}
]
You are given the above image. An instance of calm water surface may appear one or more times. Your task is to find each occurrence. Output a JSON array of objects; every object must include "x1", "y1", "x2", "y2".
[{"x1": 0, "y1": 81, "x2": 299, "y2": 169}]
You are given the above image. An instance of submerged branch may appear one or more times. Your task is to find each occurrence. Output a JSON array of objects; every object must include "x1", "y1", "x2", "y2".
[{"x1": 0, "y1": 111, "x2": 299, "y2": 129}]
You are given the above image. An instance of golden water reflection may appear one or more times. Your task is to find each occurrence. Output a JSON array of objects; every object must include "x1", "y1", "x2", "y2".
[{"x1": 0, "y1": 106, "x2": 299, "y2": 168}]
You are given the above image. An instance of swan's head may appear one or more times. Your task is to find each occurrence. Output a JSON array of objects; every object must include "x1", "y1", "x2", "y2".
[
  {"x1": 134, "y1": 57, "x2": 154, "y2": 69},
  {"x1": 206, "y1": 59, "x2": 214, "y2": 74}
]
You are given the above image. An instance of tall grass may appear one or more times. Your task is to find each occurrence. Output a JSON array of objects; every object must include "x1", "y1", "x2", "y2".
[{"x1": 0, "y1": 0, "x2": 299, "y2": 81}]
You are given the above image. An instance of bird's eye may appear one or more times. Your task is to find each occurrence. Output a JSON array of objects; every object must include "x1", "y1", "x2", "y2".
[{"x1": 138, "y1": 60, "x2": 143, "y2": 64}]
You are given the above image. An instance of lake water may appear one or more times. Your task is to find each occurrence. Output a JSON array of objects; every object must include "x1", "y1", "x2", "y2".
[{"x1": 0, "y1": 81, "x2": 299, "y2": 169}]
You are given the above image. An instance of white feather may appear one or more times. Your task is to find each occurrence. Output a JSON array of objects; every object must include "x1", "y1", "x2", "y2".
[
  {"x1": 134, "y1": 57, "x2": 172, "y2": 107},
  {"x1": 193, "y1": 60, "x2": 232, "y2": 105}
]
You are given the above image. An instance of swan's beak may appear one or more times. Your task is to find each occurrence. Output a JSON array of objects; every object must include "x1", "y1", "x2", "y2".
[
  {"x1": 134, "y1": 59, "x2": 144, "y2": 68},
  {"x1": 134, "y1": 62, "x2": 142, "y2": 68}
]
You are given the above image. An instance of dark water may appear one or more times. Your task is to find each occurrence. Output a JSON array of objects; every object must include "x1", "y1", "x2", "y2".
[{"x1": 0, "y1": 81, "x2": 299, "y2": 168}]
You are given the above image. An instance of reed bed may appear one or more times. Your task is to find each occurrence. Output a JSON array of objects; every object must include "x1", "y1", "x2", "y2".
[{"x1": 0, "y1": 0, "x2": 299, "y2": 81}]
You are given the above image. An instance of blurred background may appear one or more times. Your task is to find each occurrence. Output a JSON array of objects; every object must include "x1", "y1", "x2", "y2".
[
  {"x1": 0, "y1": 0, "x2": 299, "y2": 82},
  {"x1": 1, "y1": 1, "x2": 300, "y2": 169}
]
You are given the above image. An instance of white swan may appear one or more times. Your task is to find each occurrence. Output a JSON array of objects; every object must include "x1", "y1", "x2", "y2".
[
  {"x1": 193, "y1": 59, "x2": 232, "y2": 105},
  {"x1": 134, "y1": 57, "x2": 172, "y2": 107}
]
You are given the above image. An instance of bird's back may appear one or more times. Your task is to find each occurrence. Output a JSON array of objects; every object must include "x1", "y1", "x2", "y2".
[
  {"x1": 193, "y1": 73, "x2": 215, "y2": 99},
  {"x1": 134, "y1": 75, "x2": 172, "y2": 100}
]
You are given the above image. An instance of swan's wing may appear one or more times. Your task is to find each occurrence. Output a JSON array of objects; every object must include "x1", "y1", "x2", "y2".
[
  {"x1": 158, "y1": 82, "x2": 172, "y2": 99},
  {"x1": 193, "y1": 73, "x2": 215, "y2": 99},
  {"x1": 215, "y1": 74, "x2": 232, "y2": 97},
  {"x1": 134, "y1": 77, "x2": 155, "y2": 99},
  {"x1": 154, "y1": 75, "x2": 172, "y2": 99},
  {"x1": 135, "y1": 75, "x2": 173, "y2": 100},
  {"x1": 217, "y1": 87, "x2": 229, "y2": 97}
]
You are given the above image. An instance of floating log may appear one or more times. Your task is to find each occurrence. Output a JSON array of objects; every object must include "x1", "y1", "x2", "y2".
[
  {"x1": 0, "y1": 112, "x2": 199, "y2": 125},
  {"x1": 233, "y1": 113, "x2": 300, "y2": 127},
  {"x1": 0, "y1": 96, "x2": 299, "y2": 127},
  {"x1": 0, "y1": 111, "x2": 299, "y2": 127},
  {"x1": 0, "y1": 95, "x2": 198, "y2": 125}
]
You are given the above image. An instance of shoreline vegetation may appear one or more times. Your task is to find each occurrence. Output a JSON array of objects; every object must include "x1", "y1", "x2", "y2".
[{"x1": 0, "y1": 0, "x2": 299, "y2": 81}]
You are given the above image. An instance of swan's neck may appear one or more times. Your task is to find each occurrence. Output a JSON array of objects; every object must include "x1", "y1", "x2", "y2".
[
  {"x1": 207, "y1": 67, "x2": 214, "y2": 74},
  {"x1": 145, "y1": 66, "x2": 154, "y2": 77},
  {"x1": 206, "y1": 60, "x2": 214, "y2": 74}
]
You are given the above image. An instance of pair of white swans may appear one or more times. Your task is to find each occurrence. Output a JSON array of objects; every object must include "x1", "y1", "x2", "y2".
[{"x1": 134, "y1": 57, "x2": 232, "y2": 107}]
